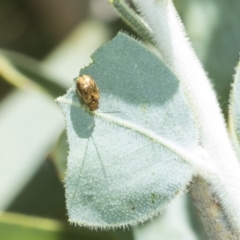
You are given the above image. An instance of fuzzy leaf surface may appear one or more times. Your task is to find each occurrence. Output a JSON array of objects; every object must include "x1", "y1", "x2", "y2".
[{"x1": 57, "y1": 33, "x2": 198, "y2": 228}]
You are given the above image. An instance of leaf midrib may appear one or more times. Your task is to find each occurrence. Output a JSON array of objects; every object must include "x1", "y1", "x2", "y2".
[{"x1": 57, "y1": 96, "x2": 197, "y2": 165}]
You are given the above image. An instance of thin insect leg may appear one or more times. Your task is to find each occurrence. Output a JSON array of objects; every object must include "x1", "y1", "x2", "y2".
[
  {"x1": 97, "y1": 110, "x2": 121, "y2": 114},
  {"x1": 70, "y1": 138, "x2": 89, "y2": 207},
  {"x1": 91, "y1": 136, "x2": 107, "y2": 178},
  {"x1": 110, "y1": 142, "x2": 153, "y2": 163},
  {"x1": 220, "y1": 99, "x2": 229, "y2": 107},
  {"x1": 87, "y1": 122, "x2": 95, "y2": 131}
]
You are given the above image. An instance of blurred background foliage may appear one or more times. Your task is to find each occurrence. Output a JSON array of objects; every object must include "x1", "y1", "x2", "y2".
[{"x1": 0, "y1": 0, "x2": 240, "y2": 239}]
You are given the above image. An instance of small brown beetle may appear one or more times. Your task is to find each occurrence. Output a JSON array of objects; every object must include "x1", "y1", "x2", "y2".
[{"x1": 76, "y1": 75, "x2": 100, "y2": 111}]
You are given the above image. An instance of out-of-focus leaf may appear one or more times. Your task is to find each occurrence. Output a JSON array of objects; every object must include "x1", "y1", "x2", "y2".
[
  {"x1": 133, "y1": 196, "x2": 199, "y2": 240},
  {"x1": 0, "y1": 50, "x2": 66, "y2": 97},
  {"x1": 0, "y1": 90, "x2": 64, "y2": 210},
  {"x1": 57, "y1": 33, "x2": 198, "y2": 228},
  {"x1": 0, "y1": 212, "x2": 115, "y2": 240},
  {"x1": 52, "y1": 132, "x2": 68, "y2": 181},
  {"x1": 44, "y1": 19, "x2": 111, "y2": 87}
]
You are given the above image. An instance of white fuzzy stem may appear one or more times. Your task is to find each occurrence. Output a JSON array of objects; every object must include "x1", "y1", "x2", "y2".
[{"x1": 132, "y1": 0, "x2": 240, "y2": 235}]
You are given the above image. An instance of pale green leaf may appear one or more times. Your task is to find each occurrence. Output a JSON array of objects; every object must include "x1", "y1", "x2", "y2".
[{"x1": 56, "y1": 33, "x2": 198, "y2": 228}]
